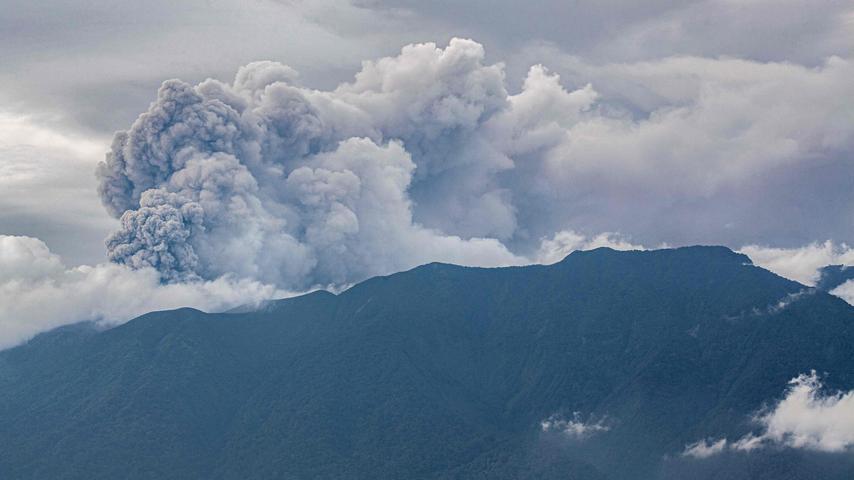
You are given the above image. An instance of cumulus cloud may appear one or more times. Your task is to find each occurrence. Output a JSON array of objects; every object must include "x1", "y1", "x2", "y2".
[
  {"x1": 540, "y1": 412, "x2": 611, "y2": 439},
  {"x1": 738, "y1": 371, "x2": 854, "y2": 453},
  {"x1": 683, "y1": 371, "x2": 854, "y2": 457},
  {"x1": 0, "y1": 235, "x2": 285, "y2": 350}
]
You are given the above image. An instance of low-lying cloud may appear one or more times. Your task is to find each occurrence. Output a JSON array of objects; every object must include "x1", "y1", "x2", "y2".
[
  {"x1": 734, "y1": 243, "x2": 854, "y2": 305},
  {"x1": 683, "y1": 371, "x2": 854, "y2": 458},
  {"x1": 540, "y1": 412, "x2": 611, "y2": 439},
  {"x1": 739, "y1": 242, "x2": 854, "y2": 286},
  {"x1": 0, "y1": 229, "x2": 643, "y2": 349},
  {"x1": 535, "y1": 231, "x2": 646, "y2": 265},
  {"x1": 830, "y1": 281, "x2": 854, "y2": 306},
  {"x1": 0, "y1": 235, "x2": 285, "y2": 350},
  {"x1": 2, "y1": 227, "x2": 850, "y2": 350}
]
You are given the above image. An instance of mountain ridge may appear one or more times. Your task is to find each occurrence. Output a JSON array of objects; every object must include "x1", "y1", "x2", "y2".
[{"x1": 1, "y1": 246, "x2": 852, "y2": 479}]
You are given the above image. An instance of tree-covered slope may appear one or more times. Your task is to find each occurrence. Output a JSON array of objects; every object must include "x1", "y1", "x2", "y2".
[
  {"x1": 816, "y1": 264, "x2": 854, "y2": 292},
  {"x1": 1, "y1": 246, "x2": 853, "y2": 479}
]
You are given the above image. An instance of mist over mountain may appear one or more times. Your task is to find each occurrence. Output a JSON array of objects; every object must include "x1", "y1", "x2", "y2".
[{"x1": 1, "y1": 246, "x2": 853, "y2": 479}]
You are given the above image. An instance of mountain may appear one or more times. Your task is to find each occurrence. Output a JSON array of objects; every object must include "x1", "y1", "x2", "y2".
[
  {"x1": 816, "y1": 264, "x2": 854, "y2": 292},
  {"x1": 1, "y1": 246, "x2": 853, "y2": 479}
]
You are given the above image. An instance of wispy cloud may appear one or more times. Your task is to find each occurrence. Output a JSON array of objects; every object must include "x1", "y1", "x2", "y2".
[
  {"x1": 682, "y1": 438, "x2": 728, "y2": 459},
  {"x1": 540, "y1": 412, "x2": 611, "y2": 439}
]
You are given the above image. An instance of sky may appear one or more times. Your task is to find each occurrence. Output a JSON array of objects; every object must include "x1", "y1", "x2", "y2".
[{"x1": 1, "y1": 0, "x2": 854, "y2": 346}]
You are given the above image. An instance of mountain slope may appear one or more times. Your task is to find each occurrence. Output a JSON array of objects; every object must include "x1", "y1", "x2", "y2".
[
  {"x1": 816, "y1": 264, "x2": 854, "y2": 292},
  {"x1": 1, "y1": 246, "x2": 853, "y2": 479}
]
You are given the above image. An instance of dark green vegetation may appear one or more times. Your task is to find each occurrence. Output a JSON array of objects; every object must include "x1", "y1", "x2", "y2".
[
  {"x1": 1, "y1": 247, "x2": 853, "y2": 479},
  {"x1": 816, "y1": 264, "x2": 854, "y2": 292}
]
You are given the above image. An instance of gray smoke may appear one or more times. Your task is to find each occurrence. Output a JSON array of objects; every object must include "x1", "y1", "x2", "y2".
[
  {"x1": 97, "y1": 39, "x2": 524, "y2": 289},
  {"x1": 97, "y1": 38, "x2": 854, "y2": 290}
]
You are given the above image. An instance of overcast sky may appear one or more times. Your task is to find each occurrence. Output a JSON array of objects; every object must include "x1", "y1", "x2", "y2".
[{"x1": 1, "y1": 0, "x2": 852, "y2": 265}]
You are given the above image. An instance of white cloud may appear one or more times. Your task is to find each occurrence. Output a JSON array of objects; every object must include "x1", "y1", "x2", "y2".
[
  {"x1": 534, "y1": 230, "x2": 645, "y2": 265},
  {"x1": 739, "y1": 242, "x2": 854, "y2": 286},
  {"x1": 492, "y1": 50, "x2": 854, "y2": 250},
  {"x1": 1, "y1": 227, "x2": 851, "y2": 351},
  {"x1": 682, "y1": 438, "x2": 728, "y2": 459},
  {"x1": 534, "y1": 55, "x2": 854, "y2": 197},
  {"x1": 683, "y1": 371, "x2": 854, "y2": 457},
  {"x1": 0, "y1": 229, "x2": 652, "y2": 350},
  {"x1": 737, "y1": 371, "x2": 854, "y2": 452},
  {"x1": 540, "y1": 412, "x2": 611, "y2": 439},
  {"x1": 0, "y1": 235, "x2": 287, "y2": 350},
  {"x1": 831, "y1": 280, "x2": 854, "y2": 306}
]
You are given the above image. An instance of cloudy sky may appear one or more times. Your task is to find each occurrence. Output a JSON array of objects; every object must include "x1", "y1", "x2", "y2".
[{"x1": 1, "y1": 0, "x2": 853, "y2": 346}]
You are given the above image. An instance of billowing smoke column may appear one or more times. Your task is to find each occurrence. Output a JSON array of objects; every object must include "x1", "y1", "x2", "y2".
[
  {"x1": 97, "y1": 39, "x2": 559, "y2": 289},
  {"x1": 98, "y1": 38, "x2": 854, "y2": 290}
]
